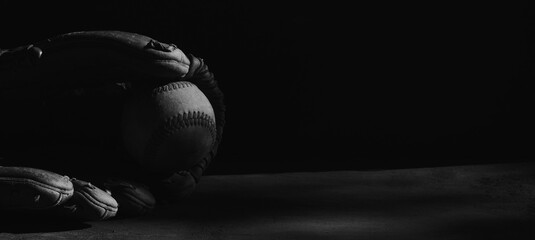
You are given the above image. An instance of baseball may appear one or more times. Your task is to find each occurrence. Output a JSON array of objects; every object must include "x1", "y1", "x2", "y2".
[{"x1": 121, "y1": 81, "x2": 216, "y2": 174}]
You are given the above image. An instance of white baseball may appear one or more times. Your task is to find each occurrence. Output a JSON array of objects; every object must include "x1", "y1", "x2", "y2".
[{"x1": 121, "y1": 81, "x2": 216, "y2": 174}]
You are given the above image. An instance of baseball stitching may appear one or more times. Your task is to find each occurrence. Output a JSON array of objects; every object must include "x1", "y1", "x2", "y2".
[
  {"x1": 151, "y1": 81, "x2": 195, "y2": 96},
  {"x1": 143, "y1": 82, "x2": 217, "y2": 165}
]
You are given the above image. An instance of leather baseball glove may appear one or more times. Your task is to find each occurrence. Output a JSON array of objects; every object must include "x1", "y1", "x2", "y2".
[{"x1": 0, "y1": 31, "x2": 225, "y2": 220}]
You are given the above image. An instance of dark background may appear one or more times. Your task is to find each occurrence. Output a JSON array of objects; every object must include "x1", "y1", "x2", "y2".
[{"x1": 1, "y1": 1, "x2": 534, "y2": 174}]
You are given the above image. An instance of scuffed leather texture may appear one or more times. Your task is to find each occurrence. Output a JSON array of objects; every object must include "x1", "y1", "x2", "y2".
[
  {"x1": 0, "y1": 45, "x2": 42, "y2": 71},
  {"x1": 0, "y1": 31, "x2": 226, "y2": 206},
  {"x1": 62, "y1": 178, "x2": 118, "y2": 221},
  {"x1": 148, "y1": 171, "x2": 197, "y2": 204},
  {"x1": 0, "y1": 166, "x2": 73, "y2": 209},
  {"x1": 101, "y1": 178, "x2": 156, "y2": 217},
  {"x1": 138, "y1": 55, "x2": 226, "y2": 203},
  {"x1": 181, "y1": 55, "x2": 226, "y2": 184},
  {"x1": 0, "y1": 31, "x2": 190, "y2": 91}
]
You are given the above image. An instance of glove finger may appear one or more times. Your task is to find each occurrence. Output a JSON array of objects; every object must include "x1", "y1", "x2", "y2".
[
  {"x1": 0, "y1": 166, "x2": 73, "y2": 210},
  {"x1": 58, "y1": 178, "x2": 118, "y2": 221},
  {"x1": 100, "y1": 177, "x2": 156, "y2": 217},
  {"x1": 148, "y1": 171, "x2": 197, "y2": 204},
  {"x1": 1, "y1": 31, "x2": 190, "y2": 90}
]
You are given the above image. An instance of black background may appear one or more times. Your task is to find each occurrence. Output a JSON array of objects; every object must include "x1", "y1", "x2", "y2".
[{"x1": 1, "y1": 1, "x2": 534, "y2": 174}]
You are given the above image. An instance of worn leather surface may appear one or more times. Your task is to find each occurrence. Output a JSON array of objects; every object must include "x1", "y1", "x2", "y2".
[
  {"x1": 0, "y1": 166, "x2": 73, "y2": 209},
  {"x1": 0, "y1": 31, "x2": 190, "y2": 91},
  {"x1": 0, "y1": 31, "x2": 226, "y2": 206},
  {"x1": 60, "y1": 178, "x2": 118, "y2": 221},
  {"x1": 3, "y1": 163, "x2": 535, "y2": 239},
  {"x1": 148, "y1": 171, "x2": 197, "y2": 204},
  {"x1": 101, "y1": 178, "x2": 156, "y2": 217}
]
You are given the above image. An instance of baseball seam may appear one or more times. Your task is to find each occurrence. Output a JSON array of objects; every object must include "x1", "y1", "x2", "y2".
[
  {"x1": 143, "y1": 110, "x2": 217, "y2": 167},
  {"x1": 151, "y1": 81, "x2": 195, "y2": 96}
]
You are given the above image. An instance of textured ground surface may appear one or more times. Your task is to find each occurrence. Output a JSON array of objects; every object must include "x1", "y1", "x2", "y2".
[{"x1": 1, "y1": 162, "x2": 535, "y2": 239}]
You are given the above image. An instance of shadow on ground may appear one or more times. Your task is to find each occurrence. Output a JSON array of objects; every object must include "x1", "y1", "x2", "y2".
[
  {"x1": 0, "y1": 210, "x2": 91, "y2": 233},
  {"x1": 2, "y1": 164, "x2": 535, "y2": 239}
]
